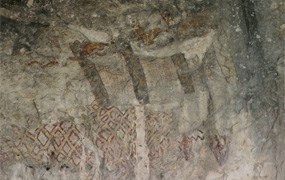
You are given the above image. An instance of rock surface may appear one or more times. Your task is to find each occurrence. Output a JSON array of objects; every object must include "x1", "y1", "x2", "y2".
[{"x1": 0, "y1": 0, "x2": 284, "y2": 179}]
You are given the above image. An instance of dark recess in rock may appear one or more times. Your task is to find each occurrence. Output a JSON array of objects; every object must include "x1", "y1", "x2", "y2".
[
  {"x1": 0, "y1": 16, "x2": 49, "y2": 55},
  {"x1": 0, "y1": 0, "x2": 26, "y2": 8},
  {"x1": 239, "y1": 0, "x2": 278, "y2": 115},
  {"x1": 0, "y1": 16, "x2": 22, "y2": 34}
]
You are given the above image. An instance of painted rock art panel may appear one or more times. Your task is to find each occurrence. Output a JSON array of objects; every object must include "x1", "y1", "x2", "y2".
[{"x1": 0, "y1": 0, "x2": 283, "y2": 179}]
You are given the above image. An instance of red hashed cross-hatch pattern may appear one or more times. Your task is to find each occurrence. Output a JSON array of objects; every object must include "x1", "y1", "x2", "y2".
[
  {"x1": 94, "y1": 106, "x2": 136, "y2": 174},
  {"x1": 21, "y1": 121, "x2": 95, "y2": 167}
]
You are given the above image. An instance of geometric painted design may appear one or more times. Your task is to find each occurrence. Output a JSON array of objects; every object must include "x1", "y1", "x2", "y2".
[
  {"x1": 3, "y1": 102, "x2": 212, "y2": 179},
  {"x1": 89, "y1": 103, "x2": 177, "y2": 177},
  {"x1": 96, "y1": 106, "x2": 135, "y2": 141},
  {"x1": 145, "y1": 112, "x2": 172, "y2": 162},
  {"x1": 207, "y1": 134, "x2": 229, "y2": 165},
  {"x1": 179, "y1": 133, "x2": 204, "y2": 161},
  {"x1": 89, "y1": 103, "x2": 136, "y2": 177},
  {"x1": 11, "y1": 121, "x2": 97, "y2": 170}
]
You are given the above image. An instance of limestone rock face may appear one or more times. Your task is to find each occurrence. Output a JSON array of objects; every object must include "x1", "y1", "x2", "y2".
[{"x1": 0, "y1": 0, "x2": 284, "y2": 179}]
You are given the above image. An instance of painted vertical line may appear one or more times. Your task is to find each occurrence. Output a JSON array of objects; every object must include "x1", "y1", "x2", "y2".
[
  {"x1": 121, "y1": 43, "x2": 150, "y2": 104},
  {"x1": 171, "y1": 53, "x2": 195, "y2": 94},
  {"x1": 79, "y1": 59, "x2": 110, "y2": 107},
  {"x1": 134, "y1": 105, "x2": 150, "y2": 180}
]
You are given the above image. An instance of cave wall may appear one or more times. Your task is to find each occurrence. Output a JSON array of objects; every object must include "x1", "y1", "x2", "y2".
[{"x1": 0, "y1": 0, "x2": 284, "y2": 179}]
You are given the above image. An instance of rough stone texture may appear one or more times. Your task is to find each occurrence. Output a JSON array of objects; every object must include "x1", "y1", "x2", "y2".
[{"x1": 0, "y1": 0, "x2": 284, "y2": 179}]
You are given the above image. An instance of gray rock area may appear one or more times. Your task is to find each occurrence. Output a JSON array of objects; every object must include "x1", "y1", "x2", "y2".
[{"x1": 0, "y1": 0, "x2": 284, "y2": 179}]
